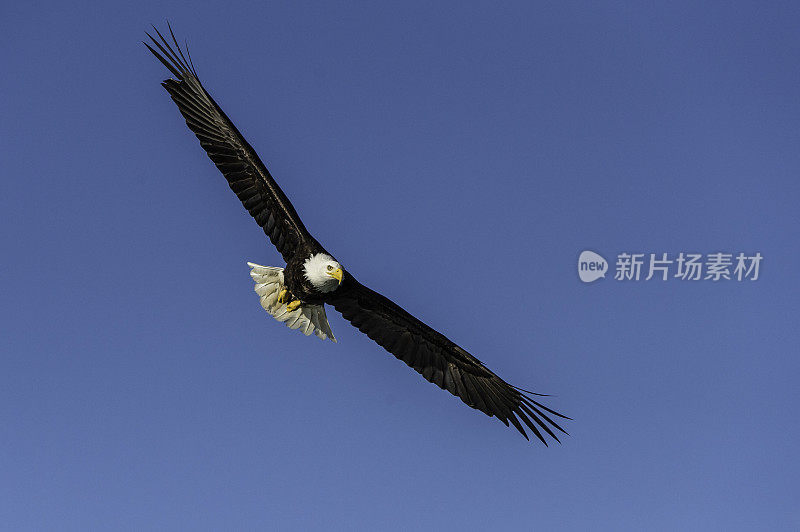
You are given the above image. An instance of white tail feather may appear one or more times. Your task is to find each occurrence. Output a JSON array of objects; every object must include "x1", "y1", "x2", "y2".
[{"x1": 247, "y1": 262, "x2": 337, "y2": 342}]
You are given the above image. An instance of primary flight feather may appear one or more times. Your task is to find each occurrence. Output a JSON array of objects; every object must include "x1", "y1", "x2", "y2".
[{"x1": 145, "y1": 24, "x2": 569, "y2": 444}]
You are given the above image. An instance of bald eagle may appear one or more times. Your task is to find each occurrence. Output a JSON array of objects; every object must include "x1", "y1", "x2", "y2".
[{"x1": 145, "y1": 25, "x2": 569, "y2": 444}]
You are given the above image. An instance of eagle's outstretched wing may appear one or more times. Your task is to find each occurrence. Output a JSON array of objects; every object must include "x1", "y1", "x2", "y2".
[
  {"x1": 330, "y1": 277, "x2": 570, "y2": 444},
  {"x1": 145, "y1": 25, "x2": 313, "y2": 262}
]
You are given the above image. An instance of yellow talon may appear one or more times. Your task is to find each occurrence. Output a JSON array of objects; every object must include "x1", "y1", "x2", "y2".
[
  {"x1": 286, "y1": 300, "x2": 302, "y2": 312},
  {"x1": 278, "y1": 289, "x2": 290, "y2": 304}
]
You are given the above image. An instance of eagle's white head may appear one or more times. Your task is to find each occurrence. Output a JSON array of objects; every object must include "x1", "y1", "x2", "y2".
[{"x1": 303, "y1": 253, "x2": 344, "y2": 293}]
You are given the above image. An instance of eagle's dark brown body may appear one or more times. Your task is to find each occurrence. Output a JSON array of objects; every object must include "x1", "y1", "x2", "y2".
[{"x1": 283, "y1": 243, "x2": 342, "y2": 305}]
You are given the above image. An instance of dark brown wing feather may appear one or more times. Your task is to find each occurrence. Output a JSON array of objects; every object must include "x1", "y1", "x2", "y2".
[
  {"x1": 330, "y1": 277, "x2": 570, "y2": 444},
  {"x1": 145, "y1": 24, "x2": 313, "y2": 262}
]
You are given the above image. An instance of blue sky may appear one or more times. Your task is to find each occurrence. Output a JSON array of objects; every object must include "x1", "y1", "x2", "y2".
[{"x1": 2, "y1": 1, "x2": 799, "y2": 530}]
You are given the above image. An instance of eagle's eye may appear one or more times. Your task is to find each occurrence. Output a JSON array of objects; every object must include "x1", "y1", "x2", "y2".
[{"x1": 326, "y1": 265, "x2": 333, "y2": 271}]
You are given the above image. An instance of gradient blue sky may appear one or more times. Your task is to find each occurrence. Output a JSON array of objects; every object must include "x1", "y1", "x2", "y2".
[{"x1": 2, "y1": 1, "x2": 799, "y2": 530}]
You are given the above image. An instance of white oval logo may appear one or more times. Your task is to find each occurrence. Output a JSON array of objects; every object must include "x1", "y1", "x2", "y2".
[{"x1": 578, "y1": 250, "x2": 608, "y2": 283}]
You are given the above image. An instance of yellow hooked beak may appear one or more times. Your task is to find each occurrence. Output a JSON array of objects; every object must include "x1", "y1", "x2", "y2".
[{"x1": 328, "y1": 267, "x2": 343, "y2": 285}]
